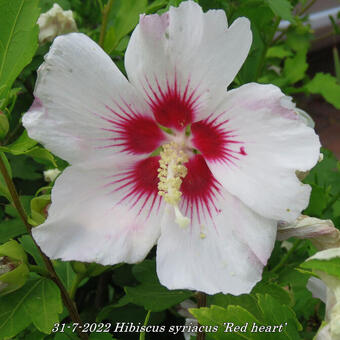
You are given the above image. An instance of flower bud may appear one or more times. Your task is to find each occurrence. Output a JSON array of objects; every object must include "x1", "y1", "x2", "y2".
[
  {"x1": 0, "y1": 240, "x2": 29, "y2": 296},
  {"x1": 37, "y1": 3, "x2": 77, "y2": 44},
  {"x1": 277, "y1": 215, "x2": 340, "y2": 250},
  {"x1": 43, "y1": 168, "x2": 61, "y2": 182},
  {"x1": 30, "y1": 194, "x2": 51, "y2": 226},
  {"x1": 0, "y1": 111, "x2": 9, "y2": 140}
]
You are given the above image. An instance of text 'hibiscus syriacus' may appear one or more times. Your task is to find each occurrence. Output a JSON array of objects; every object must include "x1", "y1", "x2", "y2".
[{"x1": 23, "y1": 1, "x2": 321, "y2": 295}]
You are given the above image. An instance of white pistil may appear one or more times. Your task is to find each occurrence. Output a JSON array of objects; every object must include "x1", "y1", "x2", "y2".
[
  {"x1": 174, "y1": 206, "x2": 190, "y2": 228},
  {"x1": 158, "y1": 142, "x2": 190, "y2": 228}
]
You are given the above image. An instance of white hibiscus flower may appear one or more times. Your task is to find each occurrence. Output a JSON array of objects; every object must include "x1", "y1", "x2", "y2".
[{"x1": 23, "y1": 1, "x2": 320, "y2": 294}]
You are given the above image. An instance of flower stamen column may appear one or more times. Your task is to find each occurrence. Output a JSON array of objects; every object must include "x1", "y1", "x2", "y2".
[{"x1": 158, "y1": 142, "x2": 190, "y2": 228}]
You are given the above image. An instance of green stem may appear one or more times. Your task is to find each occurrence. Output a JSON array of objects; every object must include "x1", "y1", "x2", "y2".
[
  {"x1": 98, "y1": 0, "x2": 113, "y2": 48},
  {"x1": 139, "y1": 310, "x2": 151, "y2": 340},
  {"x1": 322, "y1": 191, "x2": 340, "y2": 215},
  {"x1": 333, "y1": 46, "x2": 340, "y2": 84},
  {"x1": 272, "y1": 0, "x2": 317, "y2": 45},
  {"x1": 0, "y1": 154, "x2": 88, "y2": 340},
  {"x1": 196, "y1": 292, "x2": 207, "y2": 340},
  {"x1": 300, "y1": 0, "x2": 317, "y2": 16},
  {"x1": 272, "y1": 239, "x2": 303, "y2": 274}
]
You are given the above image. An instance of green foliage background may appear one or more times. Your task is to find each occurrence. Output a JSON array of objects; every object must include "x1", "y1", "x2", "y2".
[{"x1": 0, "y1": 0, "x2": 340, "y2": 339}]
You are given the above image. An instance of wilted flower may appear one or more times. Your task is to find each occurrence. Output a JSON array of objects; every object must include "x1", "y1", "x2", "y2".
[
  {"x1": 306, "y1": 248, "x2": 340, "y2": 340},
  {"x1": 37, "y1": 3, "x2": 77, "y2": 44},
  {"x1": 277, "y1": 215, "x2": 340, "y2": 250},
  {"x1": 0, "y1": 257, "x2": 11, "y2": 292},
  {"x1": 23, "y1": 1, "x2": 320, "y2": 294},
  {"x1": 0, "y1": 240, "x2": 29, "y2": 296}
]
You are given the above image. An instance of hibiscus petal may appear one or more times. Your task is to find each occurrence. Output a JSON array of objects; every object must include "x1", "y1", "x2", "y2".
[
  {"x1": 23, "y1": 33, "x2": 165, "y2": 164},
  {"x1": 32, "y1": 156, "x2": 163, "y2": 264},
  {"x1": 157, "y1": 185, "x2": 276, "y2": 295},
  {"x1": 307, "y1": 277, "x2": 327, "y2": 303},
  {"x1": 192, "y1": 83, "x2": 321, "y2": 222},
  {"x1": 125, "y1": 1, "x2": 252, "y2": 127}
]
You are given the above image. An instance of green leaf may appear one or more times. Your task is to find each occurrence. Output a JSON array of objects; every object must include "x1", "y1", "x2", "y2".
[
  {"x1": 53, "y1": 261, "x2": 76, "y2": 291},
  {"x1": 124, "y1": 284, "x2": 192, "y2": 312},
  {"x1": 303, "y1": 148, "x2": 340, "y2": 218},
  {"x1": 265, "y1": 0, "x2": 294, "y2": 23},
  {"x1": 232, "y1": 1, "x2": 273, "y2": 83},
  {"x1": 5, "y1": 195, "x2": 32, "y2": 218},
  {"x1": 0, "y1": 239, "x2": 27, "y2": 262},
  {"x1": 271, "y1": 49, "x2": 308, "y2": 88},
  {"x1": 209, "y1": 294, "x2": 263, "y2": 320},
  {"x1": 0, "y1": 130, "x2": 37, "y2": 153},
  {"x1": 283, "y1": 49, "x2": 308, "y2": 83},
  {"x1": 0, "y1": 112, "x2": 9, "y2": 140},
  {"x1": 285, "y1": 27, "x2": 311, "y2": 52},
  {"x1": 104, "y1": 0, "x2": 148, "y2": 53},
  {"x1": 132, "y1": 258, "x2": 158, "y2": 284},
  {"x1": 39, "y1": 0, "x2": 71, "y2": 12},
  {"x1": 301, "y1": 257, "x2": 340, "y2": 280},
  {"x1": 304, "y1": 148, "x2": 340, "y2": 196},
  {"x1": 256, "y1": 294, "x2": 302, "y2": 338},
  {"x1": 192, "y1": 294, "x2": 301, "y2": 339},
  {"x1": 305, "y1": 73, "x2": 340, "y2": 109},
  {"x1": 252, "y1": 282, "x2": 293, "y2": 307},
  {"x1": 0, "y1": 0, "x2": 40, "y2": 100},
  {"x1": 191, "y1": 304, "x2": 259, "y2": 339},
  {"x1": 146, "y1": 0, "x2": 168, "y2": 14},
  {"x1": 97, "y1": 301, "x2": 145, "y2": 323},
  {"x1": 266, "y1": 45, "x2": 293, "y2": 58},
  {"x1": 22, "y1": 327, "x2": 47, "y2": 340},
  {"x1": 97, "y1": 300, "x2": 165, "y2": 329},
  {"x1": 23, "y1": 147, "x2": 57, "y2": 167},
  {"x1": 0, "y1": 218, "x2": 27, "y2": 244},
  {"x1": 303, "y1": 184, "x2": 329, "y2": 217},
  {"x1": 89, "y1": 333, "x2": 118, "y2": 340},
  {"x1": 9, "y1": 154, "x2": 43, "y2": 180},
  {"x1": 53, "y1": 325, "x2": 79, "y2": 340},
  {"x1": 0, "y1": 262, "x2": 29, "y2": 297},
  {"x1": 124, "y1": 259, "x2": 193, "y2": 311},
  {"x1": 278, "y1": 267, "x2": 321, "y2": 320},
  {"x1": 0, "y1": 131, "x2": 57, "y2": 167},
  {"x1": 19, "y1": 235, "x2": 45, "y2": 268},
  {"x1": 0, "y1": 152, "x2": 12, "y2": 201},
  {"x1": 0, "y1": 276, "x2": 63, "y2": 338}
]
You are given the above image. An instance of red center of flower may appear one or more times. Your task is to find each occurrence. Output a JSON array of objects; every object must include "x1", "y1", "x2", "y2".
[
  {"x1": 181, "y1": 155, "x2": 221, "y2": 222},
  {"x1": 110, "y1": 156, "x2": 162, "y2": 216},
  {"x1": 191, "y1": 115, "x2": 243, "y2": 164},
  {"x1": 145, "y1": 77, "x2": 200, "y2": 131},
  {"x1": 102, "y1": 76, "x2": 245, "y2": 222}
]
